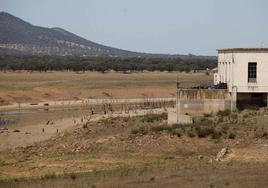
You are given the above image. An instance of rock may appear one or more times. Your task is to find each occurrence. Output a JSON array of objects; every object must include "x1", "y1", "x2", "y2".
[
  {"x1": 0, "y1": 127, "x2": 8, "y2": 131},
  {"x1": 13, "y1": 129, "x2": 20, "y2": 133},
  {"x1": 216, "y1": 147, "x2": 229, "y2": 162},
  {"x1": 95, "y1": 138, "x2": 108, "y2": 144},
  {"x1": 198, "y1": 155, "x2": 204, "y2": 160},
  {"x1": 108, "y1": 136, "x2": 116, "y2": 141}
]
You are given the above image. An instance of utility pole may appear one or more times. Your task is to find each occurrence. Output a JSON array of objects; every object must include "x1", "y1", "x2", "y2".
[{"x1": 176, "y1": 77, "x2": 180, "y2": 124}]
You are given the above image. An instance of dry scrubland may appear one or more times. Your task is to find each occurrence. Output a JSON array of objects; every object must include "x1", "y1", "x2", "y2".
[
  {"x1": 0, "y1": 71, "x2": 212, "y2": 105},
  {"x1": 1, "y1": 108, "x2": 268, "y2": 187}
]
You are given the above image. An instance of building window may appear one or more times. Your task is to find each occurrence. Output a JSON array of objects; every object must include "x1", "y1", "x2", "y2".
[{"x1": 248, "y1": 62, "x2": 257, "y2": 83}]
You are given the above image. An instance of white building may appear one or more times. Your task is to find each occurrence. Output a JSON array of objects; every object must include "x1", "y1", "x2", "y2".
[{"x1": 216, "y1": 48, "x2": 268, "y2": 108}]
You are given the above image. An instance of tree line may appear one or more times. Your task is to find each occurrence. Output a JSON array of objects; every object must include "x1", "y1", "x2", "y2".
[{"x1": 0, "y1": 56, "x2": 217, "y2": 72}]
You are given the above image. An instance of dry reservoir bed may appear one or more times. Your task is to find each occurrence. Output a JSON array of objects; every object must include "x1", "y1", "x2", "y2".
[{"x1": 0, "y1": 71, "x2": 212, "y2": 105}]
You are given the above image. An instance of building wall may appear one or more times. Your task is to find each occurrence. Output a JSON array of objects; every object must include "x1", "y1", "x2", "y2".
[{"x1": 218, "y1": 50, "x2": 268, "y2": 93}]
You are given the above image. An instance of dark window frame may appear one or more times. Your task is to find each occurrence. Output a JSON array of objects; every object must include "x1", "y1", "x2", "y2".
[{"x1": 248, "y1": 62, "x2": 257, "y2": 83}]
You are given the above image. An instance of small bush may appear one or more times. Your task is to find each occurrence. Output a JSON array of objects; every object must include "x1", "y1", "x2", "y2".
[
  {"x1": 131, "y1": 126, "x2": 148, "y2": 135},
  {"x1": 222, "y1": 125, "x2": 229, "y2": 131},
  {"x1": 160, "y1": 113, "x2": 168, "y2": 120},
  {"x1": 142, "y1": 113, "x2": 167, "y2": 123},
  {"x1": 42, "y1": 173, "x2": 56, "y2": 179},
  {"x1": 231, "y1": 114, "x2": 238, "y2": 119},
  {"x1": 171, "y1": 124, "x2": 181, "y2": 129},
  {"x1": 175, "y1": 131, "x2": 182, "y2": 137},
  {"x1": 82, "y1": 124, "x2": 88, "y2": 129},
  {"x1": 151, "y1": 125, "x2": 171, "y2": 134},
  {"x1": 187, "y1": 131, "x2": 195, "y2": 138},
  {"x1": 246, "y1": 105, "x2": 260, "y2": 111},
  {"x1": 254, "y1": 131, "x2": 268, "y2": 139},
  {"x1": 217, "y1": 116, "x2": 224, "y2": 123},
  {"x1": 196, "y1": 126, "x2": 215, "y2": 138},
  {"x1": 217, "y1": 110, "x2": 231, "y2": 117},
  {"x1": 211, "y1": 131, "x2": 222, "y2": 139},
  {"x1": 204, "y1": 113, "x2": 213, "y2": 118},
  {"x1": 70, "y1": 173, "x2": 77, "y2": 180},
  {"x1": 228, "y1": 132, "x2": 236, "y2": 139}
]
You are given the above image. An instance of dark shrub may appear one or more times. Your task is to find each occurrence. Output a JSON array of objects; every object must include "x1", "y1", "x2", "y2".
[
  {"x1": 42, "y1": 173, "x2": 56, "y2": 179},
  {"x1": 151, "y1": 125, "x2": 171, "y2": 134},
  {"x1": 231, "y1": 114, "x2": 238, "y2": 119},
  {"x1": 196, "y1": 126, "x2": 215, "y2": 138},
  {"x1": 246, "y1": 105, "x2": 259, "y2": 111},
  {"x1": 131, "y1": 126, "x2": 148, "y2": 135},
  {"x1": 217, "y1": 110, "x2": 231, "y2": 117},
  {"x1": 212, "y1": 131, "x2": 222, "y2": 139},
  {"x1": 171, "y1": 124, "x2": 181, "y2": 129},
  {"x1": 187, "y1": 131, "x2": 195, "y2": 138},
  {"x1": 228, "y1": 132, "x2": 236, "y2": 139},
  {"x1": 254, "y1": 131, "x2": 268, "y2": 139},
  {"x1": 203, "y1": 113, "x2": 212, "y2": 118},
  {"x1": 142, "y1": 113, "x2": 167, "y2": 123},
  {"x1": 70, "y1": 173, "x2": 77, "y2": 180}
]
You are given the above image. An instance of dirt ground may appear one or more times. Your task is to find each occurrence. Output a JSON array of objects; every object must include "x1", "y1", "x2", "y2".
[
  {"x1": 0, "y1": 108, "x2": 166, "y2": 150},
  {"x1": 0, "y1": 71, "x2": 212, "y2": 105},
  {"x1": 2, "y1": 165, "x2": 268, "y2": 188}
]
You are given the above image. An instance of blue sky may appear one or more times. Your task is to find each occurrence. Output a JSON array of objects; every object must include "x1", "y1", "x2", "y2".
[{"x1": 1, "y1": 0, "x2": 268, "y2": 55}]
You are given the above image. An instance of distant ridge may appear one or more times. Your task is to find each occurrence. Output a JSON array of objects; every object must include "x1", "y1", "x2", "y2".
[{"x1": 0, "y1": 12, "x2": 215, "y2": 59}]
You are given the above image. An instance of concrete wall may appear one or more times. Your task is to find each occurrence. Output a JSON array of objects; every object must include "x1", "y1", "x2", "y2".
[
  {"x1": 218, "y1": 49, "x2": 268, "y2": 93},
  {"x1": 177, "y1": 99, "x2": 231, "y2": 115},
  {"x1": 177, "y1": 89, "x2": 231, "y2": 115},
  {"x1": 178, "y1": 89, "x2": 229, "y2": 100},
  {"x1": 168, "y1": 89, "x2": 232, "y2": 124},
  {"x1": 167, "y1": 109, "x2": 193, "y2": 125}
]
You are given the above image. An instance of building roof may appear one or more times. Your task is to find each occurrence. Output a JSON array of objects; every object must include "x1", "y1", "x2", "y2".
[{"x1": 217, "y1": 48, "x2": 268, "y2": 53}]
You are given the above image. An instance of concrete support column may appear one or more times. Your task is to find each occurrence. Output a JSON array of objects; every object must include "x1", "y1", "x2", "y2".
[
  {"x1": 231, "y1": 86, "x2": 237, "y2": 112},
  {"x1": 266, "y1": 93, "x2": 268, "y2": 107}
]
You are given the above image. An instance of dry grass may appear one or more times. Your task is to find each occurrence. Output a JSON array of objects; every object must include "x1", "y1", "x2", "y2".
[{"x1": 0, "y1": 71, "x2": 212, "y2": 105}]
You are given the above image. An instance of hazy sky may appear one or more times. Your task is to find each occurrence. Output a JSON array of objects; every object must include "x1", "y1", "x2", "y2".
[{"x1": 1, "y1": 0, "x2": 268, "y2": 55}]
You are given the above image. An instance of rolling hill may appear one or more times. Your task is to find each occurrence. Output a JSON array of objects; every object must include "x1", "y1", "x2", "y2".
[{"x1": 0, "y1": 12, "x2": 215, "y2": 59}]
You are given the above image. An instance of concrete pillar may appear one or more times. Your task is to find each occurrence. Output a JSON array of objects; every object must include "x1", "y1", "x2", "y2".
[
  {"x1": 266, "y1": 93, "x2": 268, "y2": 107},
  {"x1": 231, "y1": 86, "x2": 237, "y2": 112}
]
